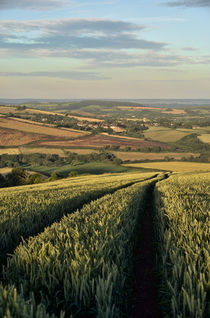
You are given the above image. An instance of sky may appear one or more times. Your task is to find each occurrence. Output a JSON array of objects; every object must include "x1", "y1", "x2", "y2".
[{"x1": 0, "y1": 0, "x2": 210, "y2": 99}]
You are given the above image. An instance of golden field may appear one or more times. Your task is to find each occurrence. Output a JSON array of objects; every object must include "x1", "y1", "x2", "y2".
[
  {"x1": 124, "y1": 161, "x2": 210, "y2": 172},
  {"x1": 198, "y1": 134, "x2": 210, "y2": 144},
  {"x1": 0, "y1": 117, "x2": 88, "y2": 138}
]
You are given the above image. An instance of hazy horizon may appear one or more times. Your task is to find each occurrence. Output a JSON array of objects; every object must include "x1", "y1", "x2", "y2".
[{"x1": 0, "y1": 0, "x2": 209, "y2": 99}]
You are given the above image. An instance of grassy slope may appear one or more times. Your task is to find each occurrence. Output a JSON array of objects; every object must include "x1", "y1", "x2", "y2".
[
  {"x1": 28, "y1": 162, "x2": 155, "y2": 177},
  {"x1": 144, "y1": 127, "x2": 190, "y2": 142}
]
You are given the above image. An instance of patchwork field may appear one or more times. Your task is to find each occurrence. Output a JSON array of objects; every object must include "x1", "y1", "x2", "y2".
[
  {"x1": 36, "y1": 134, "x2": 168, "y2": 149},
  {"x1": 144, "y1": 127, "x2": 190, "y2": 142},
  {"x1": 124, "y1": 161, "x2": 210, "y2": 172},
  {"x1": 112, "y1": 151, "x2": 199, "y2": 161},
  {"x1": 0, "y1": 117, "x2": 88, "y2": 139}
]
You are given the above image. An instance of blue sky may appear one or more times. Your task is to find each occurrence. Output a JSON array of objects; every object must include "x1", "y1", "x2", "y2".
[{"x1": 0, "y1": 0, "x2": 209, "y2": 99}]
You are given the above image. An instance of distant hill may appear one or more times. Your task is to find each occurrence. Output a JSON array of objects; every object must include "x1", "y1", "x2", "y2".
[{"x1": 1, "y1": 98, "x2": 210, "y2": 108}]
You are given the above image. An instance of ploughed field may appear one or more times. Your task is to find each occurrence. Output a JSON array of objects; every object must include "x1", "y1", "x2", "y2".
[
  {"x1": 0, "y1": 171, "x2": 209, "y2": 318},
  {"x1": 0, "y1": 127, "x2": 49, "y2": 146},
  {"x1": 36, "y1": 133, "x2": 168, "y2": 149},
  {"x1": 0, "y1": 117, "x2": 88, "y2": 147}
]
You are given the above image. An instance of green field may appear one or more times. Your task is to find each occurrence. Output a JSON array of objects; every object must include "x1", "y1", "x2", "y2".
[
  {"x1": 144, "y1": 127, "x2": 190, "y2": 142},
  {"x1": 154, "y1": 172, "x2": 210, "y2": 318},
  {"x1": 0, "y1": 170, "x2": 209, "y2": 318},
  {"x1": 28, "y1": 162, "x2": 154, "y2": 176}
]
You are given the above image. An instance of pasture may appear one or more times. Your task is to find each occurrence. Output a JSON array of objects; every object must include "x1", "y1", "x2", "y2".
[
  {"x1": 143, "y1": 127, "x2": 190, "y2": 142},
  {"x1": 28, "y1": 162, "x2": 151, "y2": 177}
]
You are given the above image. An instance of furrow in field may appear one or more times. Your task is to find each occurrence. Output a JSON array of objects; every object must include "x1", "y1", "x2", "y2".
[
  {"x1": 133, "y1": 183, "x2": 162, "y2": 318},
  {"x1": 0, "y1": 173, "x2": 157, "y2": 266},
  {"x1": 3, "y1": 176, "x2": 162, "y2": 317}
]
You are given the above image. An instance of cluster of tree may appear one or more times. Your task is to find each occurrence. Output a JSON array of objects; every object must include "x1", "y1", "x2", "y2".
[
  {"x1": 153, "y1": 117, "x2": 210, "y2": 129},
  {"x1": 0, "y1": 153, "x2": 65, "y2": 168},
  {"x1": 0, "y1": 167, "x2": 43, "y2": 188},
  {"x1": 170, "y1": 134, "x2": 210, "y2": 153},
  {"x1": 119, "y1": 120, "x2": 148, "y2": 138},
  {"x1": 65, "y1": 151, "x2": 122, "y2": 165},
  {"x1": 181, "y1": 152, "x2": 210, "y2": 163},
  {"x1": 16, "y1": 105, "x2": 27, "y2": 111},
  {"x1": 101, "y1": 145, "x2": 163, "y2": 152},
  {"x1": 8, "y1": 112, "x2": 85, "y2": 131},
  {"x1": 0, "y1": 151, "x2": 122, "y2": 169},
  {"x1": 0, "y1": 167, "x2": 79, "y2": 188}
]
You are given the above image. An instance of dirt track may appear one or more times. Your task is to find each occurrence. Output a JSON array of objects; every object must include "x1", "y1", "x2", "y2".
[{"x1": 133, "y1": 188, "x2": 161, "y2": 318}]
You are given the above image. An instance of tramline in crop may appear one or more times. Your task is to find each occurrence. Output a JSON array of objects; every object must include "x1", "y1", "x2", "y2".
[
  {"x1": 1, "y1": 170, "x2": 208, "y2": 318},
  {"x1": 0, "y1": 172, "x2": 155, "y2": 262},
  {"x1": 154, "y1": 172, "x2": 210, "y2": 318},
  {"x1": 4, "y1": 177, "x2": 159, "y2": 317}
]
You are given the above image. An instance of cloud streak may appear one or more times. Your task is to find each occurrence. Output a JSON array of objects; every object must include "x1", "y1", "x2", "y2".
[
  {"x1": 0, "y1": 0, "x2": 70, "y2": 11},
  {"x1": 0, "y1": 18, "x2": 208, "y2": 69},
  {"x1": 165, "y1": 0, "x2": 210, "y2": 7},
  {"x1": 0, "y1": 18, "x2": 165, "y2": 51},
  {"x1": 0, "y1": 71, "x2": 109, "y2": 80}
]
